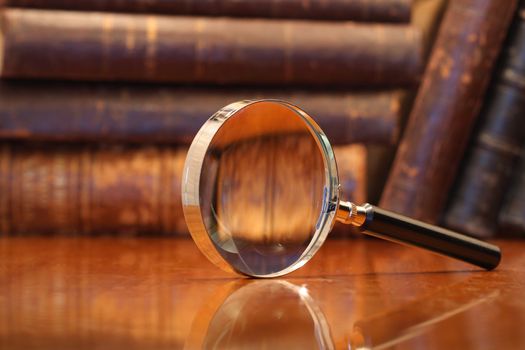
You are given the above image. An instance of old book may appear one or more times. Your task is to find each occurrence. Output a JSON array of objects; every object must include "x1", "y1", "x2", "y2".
[
  {"x1": 363, "y1": 0, "x2": 448, "y2": 206},
  {"x1": 379, "y1": 0, "x2": 517, "y2": 223},
  {"x1": 3, "y1": 0, "x2": 412, "y2": 22},
  {"x1": 499, "y1": 152, "x2": 525, "y2": 236},
  {"x1": 0, "y1": 143, "x2": 187, "y2": 236},
  {"x1": 0, "y1": 8, "x2": 422, "y2": 87},
  {"x1": 444, "y1": 8, "x2": 525, "y2": 237},
  {"x1": 0, "y1": 82, "x2": 403, "y2": 146},
  {"x1": 0, "y1": 142, "x2": 365, "y2": 236}
]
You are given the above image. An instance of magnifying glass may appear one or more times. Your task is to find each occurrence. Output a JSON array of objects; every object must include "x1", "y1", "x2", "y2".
[{"x1": 182, "y1": 100, "x2": 501, "y2": 277}]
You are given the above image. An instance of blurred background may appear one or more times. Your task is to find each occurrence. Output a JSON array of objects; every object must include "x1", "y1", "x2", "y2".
[{"x1": 0, "y1": 0, "x2": 523, "y2": 240}]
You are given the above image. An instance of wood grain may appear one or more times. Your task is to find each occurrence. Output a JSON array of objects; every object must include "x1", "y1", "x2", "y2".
[{"x1": 0, "y1": 237, "x2": 523, "y2": 349}]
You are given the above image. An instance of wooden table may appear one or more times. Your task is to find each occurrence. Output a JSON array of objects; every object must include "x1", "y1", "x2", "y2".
[{"x1": 0, "y1": 237, "x2": 524, "y2": 349}]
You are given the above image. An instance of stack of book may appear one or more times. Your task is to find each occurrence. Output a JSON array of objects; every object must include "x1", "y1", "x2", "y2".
[
  {"x1": 378, "y1": 0, "x2": 525, "y2": 238},
  {"x1": 444, "y1": 1, "x2": 525, "y2": 238},
  {"x1": 0, "y1": 0, "x2": 424, "y2": 236}
]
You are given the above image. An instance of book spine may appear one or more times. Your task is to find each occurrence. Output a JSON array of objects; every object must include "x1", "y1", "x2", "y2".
[
  {"x1": 0, "y1": 143, "x2": 187, "y2": 236},
  {"x1": 0, "y1": 142, "x2": 364, "y2": 236},
  {"x1": 444, "y1": 9, "x2": 525, "y2": 237},
  {"x1": 379, "y1": 0, "x2": 517, "y2": 223},
  {"x1": 4, "y1": 0, "x2": 412, "y2": 23},
  {"x1": 0, "y1": 83, "x2": 402, "y2": 146},
  {"x1": 0, "y1": 9, "x2": 422, "y2": 87},
  {"x1": 499, "y1": 152, "x2": 525, "y2": 236}
]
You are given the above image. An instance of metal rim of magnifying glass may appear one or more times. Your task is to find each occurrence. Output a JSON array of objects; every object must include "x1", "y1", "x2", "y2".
[{"x1": 181, "y1": 100, "x2": 340, "y2": 278}]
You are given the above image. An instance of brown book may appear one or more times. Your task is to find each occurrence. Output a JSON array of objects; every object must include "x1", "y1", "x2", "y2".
[
  {"x1": 363, "y1": 0, "x2": 448, "y2": 206},
  {"x1": 3, "y1": 0, "x2": 412, "y2": 22},
  {"x1": 379, "y1": 0, "x2": 517, "y2": 223},
  {"x1": 0, "y1": 82, "x2": 403, "y2": 146},
  {"x1": 0, "y1": 142, "x2": 365, "y2": 236},
  {"x1": 0, "y1": 8, "x2": 422, "y2": 87},
  {"x1": 0, "y1": 143, "x2": 187, "y2": 236},
  {"x1": 444, "y1": 7, "x2": 525, "y2": 238},
  {"x1": 499, "y1": 152, "x2": 525, "y2": 236}
]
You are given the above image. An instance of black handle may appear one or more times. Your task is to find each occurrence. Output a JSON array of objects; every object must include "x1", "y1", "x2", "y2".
[{"x1": 360, "y1": 204, "x2": 501, "y2": 270}]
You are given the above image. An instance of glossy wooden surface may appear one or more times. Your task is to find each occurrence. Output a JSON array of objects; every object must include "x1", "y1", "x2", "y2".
[{"x1": 0, "y1": 237, "x2": 524, "y2": 349}]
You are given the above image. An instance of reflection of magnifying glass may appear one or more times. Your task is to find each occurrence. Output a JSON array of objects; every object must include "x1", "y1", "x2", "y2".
[
  {"x1": 182, "y1": 100, "x2": 501, "y2": 277},
  {"x1": 185, "y1": 276, "x2": 499, "y2": 350},
  {"x1": 185, "y1": 280, "x2": 334, "y2": 350}
]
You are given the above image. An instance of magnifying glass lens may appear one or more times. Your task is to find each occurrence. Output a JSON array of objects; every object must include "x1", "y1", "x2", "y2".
[{"x1": 200, "y1": 103, "x2": 328, "y2": 276}]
